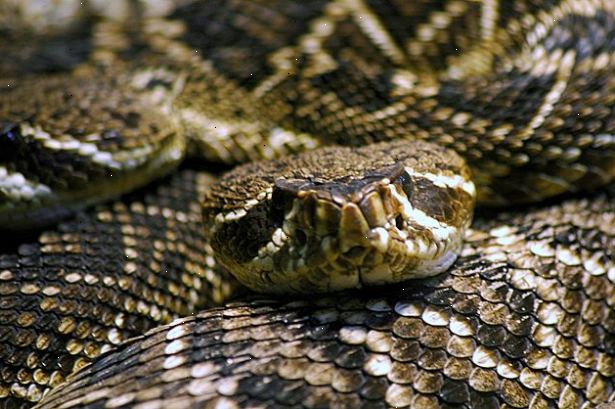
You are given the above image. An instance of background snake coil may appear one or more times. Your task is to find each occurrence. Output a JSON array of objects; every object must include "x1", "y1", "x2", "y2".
[{"x1": 1, "y1": 0, "x2": 615, "y2": 408}]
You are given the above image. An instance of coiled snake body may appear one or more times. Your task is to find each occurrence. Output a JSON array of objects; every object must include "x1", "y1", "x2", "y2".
[{"x1": 1, "y1": 1, "x2": 615, "y2": 408}]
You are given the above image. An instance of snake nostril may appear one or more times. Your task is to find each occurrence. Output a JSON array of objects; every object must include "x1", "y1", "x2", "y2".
[{"x1": 395, "y1": 215, "x2": 404, "y2": 230}]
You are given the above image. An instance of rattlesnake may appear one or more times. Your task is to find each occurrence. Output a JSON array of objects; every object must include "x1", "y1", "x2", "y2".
[{"x1": 1, "y1": 0, "x2": 615, "y2": 408}]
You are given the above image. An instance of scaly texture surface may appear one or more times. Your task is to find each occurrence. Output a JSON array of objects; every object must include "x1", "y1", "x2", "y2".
[
  {"x1": 35, "y1": 188, "x2": 615, "y2": 408},
  {"x1": 0, "y1": 0, "x2": 614, "y2": 408},
  {"x1": 1, "y1": 0, "x2": 615, "y2": 214},
  {"x1": 0, "y1": 171, "x2": 238, "y2": 407}
]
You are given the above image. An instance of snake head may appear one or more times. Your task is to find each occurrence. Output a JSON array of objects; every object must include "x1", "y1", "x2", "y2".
[
  {"x1": 204, "y1": 140, "x2": 476, "y2": 294},
  {"x1": 0, "y1": 73, "x2": 186, "y2": 230}
]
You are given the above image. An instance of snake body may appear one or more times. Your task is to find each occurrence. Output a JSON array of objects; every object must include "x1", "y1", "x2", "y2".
[
  {"x1": 1, "y1": 0, "x2": 615, "y2": 407},
  {"x1": 35, "y1": 184, "x2": 615, "y2": 409}
]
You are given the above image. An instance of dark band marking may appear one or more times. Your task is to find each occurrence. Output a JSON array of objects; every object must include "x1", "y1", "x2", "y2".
[{"x1": 170, "y1": 0, "x2": 329, "y2": 88}]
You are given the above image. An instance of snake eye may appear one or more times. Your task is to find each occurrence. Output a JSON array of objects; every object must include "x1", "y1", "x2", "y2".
[
  {"x1": 1, "y1": 122, "x2": 18, "y2": 140},
  {"x1": 0, "y1": 122, "x2": 21, "y2": 161}
]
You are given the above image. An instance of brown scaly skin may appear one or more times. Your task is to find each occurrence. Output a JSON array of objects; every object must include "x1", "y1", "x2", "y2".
[
  {"x1": 2, "y1": 0, "x2": 615, "y2": 220},
  {"x1": 0, "y1": 171, "x2": 239, "y2": 407},
  {"x1": 34, "y1": 187, "x2": 615, "y2": 409},
  {"x1": 0, "y1": 70, "x2": 185, "y2": 230},
  {"x1": 0, "y1": 0, "x2": 614, "y2": 408}
]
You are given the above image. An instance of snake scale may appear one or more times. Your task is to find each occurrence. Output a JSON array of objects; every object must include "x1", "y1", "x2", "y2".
[{"x1": 1, "y1": 0, "x2": 615, "y2": 408}]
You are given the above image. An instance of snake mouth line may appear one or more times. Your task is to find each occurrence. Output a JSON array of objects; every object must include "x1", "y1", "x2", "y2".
[{"x1": 236, "y1": 164, "x2": 474, "y2": 293}]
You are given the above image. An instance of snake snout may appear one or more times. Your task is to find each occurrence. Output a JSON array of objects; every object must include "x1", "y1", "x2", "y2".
[
  {"x1": 334, "y1": 168, "x2": 469, "y2": 287},
  {"x1": 267, "y1": 162, "x2": 474, "y2": 291}
]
